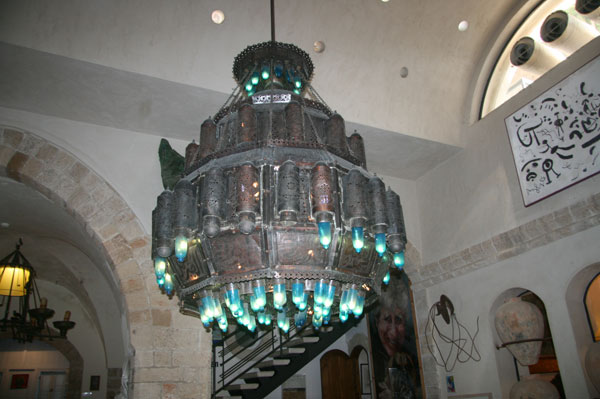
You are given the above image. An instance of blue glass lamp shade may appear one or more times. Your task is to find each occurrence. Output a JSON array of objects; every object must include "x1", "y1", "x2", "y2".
[
  {"x1": 164, "y1": 273, "x2": 174, "y2": 295},
  {"x1": 174, "y1": 235, "x2": 188, "y2": 262},
  {"x1": 352, "y1": 227, "x2": 364, "y2": 253},
  {"x1": 394, "y1": 251, "x2": 405, "y2": 268},
  {"x1": 154, "y1": 257, "x2": 166, "y2": 279},
  {"x1": 261, "y1": 64, "x2": 270, "y2": 80},
  {"x1": 375, "y1": 233, "x2": 387, "y2": 256},
  {"x1": 383, "y1": 271, "x2": 390, "y2": 285},
  {"x1": 318, "y1": 221, "x2": 332, "y2": 249},
  {"x1": 273, "y1": 283, "x2": 287, "y2": 310}
]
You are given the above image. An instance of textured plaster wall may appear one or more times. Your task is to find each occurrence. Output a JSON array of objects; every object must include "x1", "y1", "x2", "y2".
[
  {"x1": 417, "y1": 38, "x2": 600, "y2": 266},
  {"x1": 409, "y1": 39, "x2": 600, "y2": 399},
  {"x1": 424, "y1": 226, "x2": 600, "y2": 399}
]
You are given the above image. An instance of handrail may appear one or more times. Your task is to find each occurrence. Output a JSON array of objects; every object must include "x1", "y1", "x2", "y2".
[{"x1": 212, "y1": 322, "x2": 311, "y2": 396}]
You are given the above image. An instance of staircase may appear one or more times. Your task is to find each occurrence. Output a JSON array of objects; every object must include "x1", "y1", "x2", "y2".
[{"x1": 212, "y1": 317, "x2": 360, "y2": 399}]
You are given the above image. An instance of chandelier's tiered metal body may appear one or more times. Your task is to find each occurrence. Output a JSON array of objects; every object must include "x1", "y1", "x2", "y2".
[{"x1": 152, "y1": 41, "x2": 407, "y2": 333}]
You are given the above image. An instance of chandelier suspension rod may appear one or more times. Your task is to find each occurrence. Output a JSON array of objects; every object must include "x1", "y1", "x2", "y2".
[{"x1": 271, "y1": 0, "x2": 275, "y2": 42}]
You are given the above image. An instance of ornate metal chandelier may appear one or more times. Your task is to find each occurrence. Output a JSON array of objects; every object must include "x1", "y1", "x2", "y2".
[
  {"x1": 0, "y1": 240, "x2": 76, "y2": 342},
  {"x1": 151, "y1": 35, "x2": 407, "y2": 333}
]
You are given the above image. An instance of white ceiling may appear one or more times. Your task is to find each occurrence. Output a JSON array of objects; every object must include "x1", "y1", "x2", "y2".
[{"x1": 0, "y1": 0, "x2": 528, "y2": 178}]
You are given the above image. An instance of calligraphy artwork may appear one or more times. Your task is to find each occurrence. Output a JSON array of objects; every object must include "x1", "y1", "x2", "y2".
[{"x1": 505, "y1": 55, "x2": 600, "y2": 206}]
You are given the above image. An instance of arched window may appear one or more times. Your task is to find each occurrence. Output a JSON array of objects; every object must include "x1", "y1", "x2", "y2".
[
  {"x1": 585, "y1": 272, "x2": 600, "y2": 341},
  {"x1": 481, "y1": 0, "x2": 599, "y2": 117}
]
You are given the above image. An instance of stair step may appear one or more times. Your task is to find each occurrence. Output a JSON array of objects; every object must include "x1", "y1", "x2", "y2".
[
  {"x1": 240, "y1": 370, "x2": 275, "y2": 380},
  {"x1": 300, "y1": 325, "x2": 334, "y2": 335},
  {"x1": 224, "y1": 383, "x2": 259, "y2": 391},
  {"x1": 272, "y1": 347, "x2": 305, "y2": 357},
  {"x1": 286, "y1": 337, "x2": 319, "y2": 346},
  {"x1": 256, "y1": 358, "x2": 291, "y2": 369}
]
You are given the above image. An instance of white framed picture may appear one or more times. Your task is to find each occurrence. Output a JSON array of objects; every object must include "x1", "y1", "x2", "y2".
[{"x1": 505, "y1": 55, "x2": 600, "y2": 206}]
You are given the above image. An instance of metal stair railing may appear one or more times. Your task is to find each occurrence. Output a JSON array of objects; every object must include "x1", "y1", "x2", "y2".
[
  {"x1": 211, "y1": 316, "x2": 362, "y2": 399},
  {"x1": 212, "y1": 321, "x2": 307, "y2": 397}
]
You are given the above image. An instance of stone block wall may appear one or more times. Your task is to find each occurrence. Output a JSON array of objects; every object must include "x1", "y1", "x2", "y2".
[{"x1": 0, "y1": 127, "x2": 212, "y2": 399}]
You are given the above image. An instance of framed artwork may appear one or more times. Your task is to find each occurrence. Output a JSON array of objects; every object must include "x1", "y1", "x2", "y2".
[
  {"x1": 368, "y1": 269, "x2": 424, "y2": 398},
  {"x1": 360, "y1": 363, "x2": 372, "y2": 395},
  {"x1": 10, "y1": 374, "x2": 29, "y2": 389},
  {"x1": 90, "y1": 375, "x2": 100, "y2": 391},
  {"x1": 505, "y1": 54, "x2": 600, "y2": 206}
]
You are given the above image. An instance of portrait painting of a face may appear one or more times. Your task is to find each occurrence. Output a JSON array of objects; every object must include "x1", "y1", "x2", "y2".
[{"x1": 368, "y1": 270, "x2": 423, "y2": 398}]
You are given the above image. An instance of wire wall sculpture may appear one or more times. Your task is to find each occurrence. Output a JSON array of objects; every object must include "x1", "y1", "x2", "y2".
[{"x1": 425, "y1": 295, "x2": 481, "y2": 372}]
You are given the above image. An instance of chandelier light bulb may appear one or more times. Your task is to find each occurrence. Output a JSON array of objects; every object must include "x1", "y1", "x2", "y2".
[
  {"x1": 292, "y1": 282, "x2": 305, "y2": 306},
  {"x1": 154, "y1": 257, "x2": 166, "y2": 279},
  {"x1": 339, "y1": 308, "x2": 349, "y2": 322},
  {"x1": 217, "y1": 315, "x2": 228, "y2": 332},
  {"x1": 174, "y1": 236, "x2": 188, "y2": 262},
  {"x1": 273, "y1": 283, "x2": 287, "y2": 310},
  {"x1": 375, "y1": 233, "x2": 387, "y2": 256},
  {"x1": 394, "y1": 251, "x2": 405, "y2": 268},
  {"x1": 164, "y1": 273, "x2": 174, "y2": 295},
  {"x1": 323, "y1": 283, "x2": 336, "y2": 308},
  {"x1": 383, "y1": 271, "x2": 391, "y2": 285},
  {"x1": 312, "y1": 312, "x2": 323, "y2": 327},
  {"x1": 352, "y1": 226, "x2": 365, "y2": 253},
  {"x1": 318, "y1": 221, "x2": 332, "y2": 249},
  {"x1": 261, "y1": 64, "x2": 270, "y2": 80},
  {"x1": 353, "y1": 294, "x2": 365, "y2": 317}
]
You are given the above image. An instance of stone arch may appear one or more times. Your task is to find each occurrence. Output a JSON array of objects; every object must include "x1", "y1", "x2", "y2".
[{"x1": 0, "y1": 127, "x2": 211, "y2": 398}]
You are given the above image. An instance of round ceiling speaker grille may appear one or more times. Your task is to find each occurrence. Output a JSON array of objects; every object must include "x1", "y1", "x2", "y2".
[
  {"x1": 576, "y1": 0, "x2": 600, "y2": 14},
  {"x1": 541, "y1": 11, "x2": 568, "y2": 42},
  {"x1": 510, "y1": 37, "x2": 535, "y2": 66}
]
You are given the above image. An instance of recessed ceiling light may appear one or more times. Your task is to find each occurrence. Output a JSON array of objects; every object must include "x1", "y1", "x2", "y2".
[
  {"x1": 400, "y1": 67, "x2": 408, "y2": 78},
  {"x1": 381, "y1": 0, "x2": 390, "y2": 2},
  {"x1": 211, "y1": 10, "x2": 225, "y2": 24},
  {"x1": 313, "y1": 41, "x2": 325, "y2": 53},
  {"x1": 458, "y1": 20, "x2": 469, "y2": 32},
  {"x1": 1, "y1": 222, "x2": 9, "y2": 228}
]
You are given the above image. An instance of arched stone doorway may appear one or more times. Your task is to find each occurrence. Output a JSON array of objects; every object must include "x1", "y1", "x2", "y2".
[{"x1": 0, "y1": 127, "x2": 211, "y2": 398}]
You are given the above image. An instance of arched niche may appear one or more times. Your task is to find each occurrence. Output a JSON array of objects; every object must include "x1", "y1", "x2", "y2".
[
  {"x1": 490, "y1": 288, "x2": 564, "y2": 398},
  {"x1": 565, "y1": 261, "x2": 600, "y2": 397},
  {"x1": 350, "y1": 345, "x2": 372, "y2": 398}
]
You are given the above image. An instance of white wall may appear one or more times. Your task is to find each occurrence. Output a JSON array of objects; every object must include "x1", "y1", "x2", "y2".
[
  {"x1": 417, "y1": 38, "x2": 600, "y2": 265},
  {"x1": 425, "y1": 225, "x2": 600, "y2": 399},
  {"x1": 414, "y1": 37, "x2": 600, "y2": 399},
  {"x1": 0, "y1": 106, "x2": 189, "y2": 235},
  {"x1": 0, "y1": 340, "x2": 69, "y2": 399}
]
